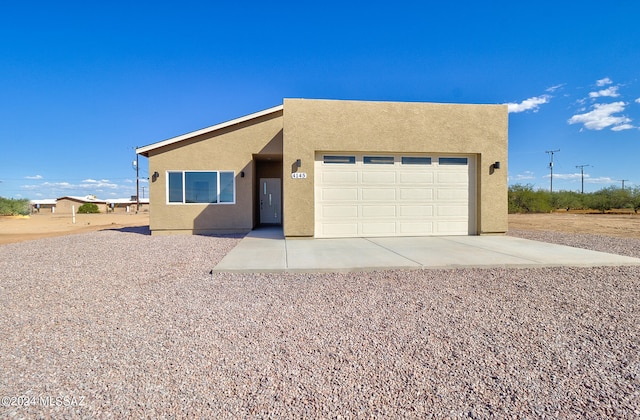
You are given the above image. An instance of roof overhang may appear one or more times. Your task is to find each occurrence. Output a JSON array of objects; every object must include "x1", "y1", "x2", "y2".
[{"x1": 136, "y1": 104, "x2": 284, "y2": 157}]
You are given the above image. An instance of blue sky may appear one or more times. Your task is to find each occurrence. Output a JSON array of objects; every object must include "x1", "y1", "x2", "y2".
[{"x1": 1, "y1": 1, "x2": 639, "y2": 199}]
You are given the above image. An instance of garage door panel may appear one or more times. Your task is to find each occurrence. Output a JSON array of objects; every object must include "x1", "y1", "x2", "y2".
[
  {"x1": 437, "y1": 206, "x2": 467, "y2": 216},
  {"x1": 361, "y1": 205, "x2": 396, "y2": 217},
  {"x1": 436, "y1": 189, "x2": 468, "y2": 200},
  {"x1": 322, "y1": 171, "x2": 358, "y2": 184},
  {"x1": 436, "y1": 221, "x2": 468, "y2": 234},
  {"x1": 400, "y1": 172, "x2": 433, "y2": 184},
  {"x1": 322, "y1": 205, "x2": 359, "y2": 218},
  {"x1": 438, "y1": 172, "x2": 468, "y2": 183},
  {"x1": 399, "y1": 222, "x2": 433, "y2": 234},
  {"x1": 315, "y1": 153, "x2": 474, "y2": 238},
  {"x1": 322, "y1": 223, "x2": 358, "y2": 236},
  {"x1": 361, "y1": 222, "x2": 396, "y2": 235},
  {"x1": 400, "y1": 205, "x2": 434, "y2": 217},
  {"x1": 362, "y1": 172, "x2": 396, "y2": 184},
  {"x1": 361, "y1": 188, "x2": 396, "y2": 201},
  {"x1": 400, "y1": 188, "x2": 433, "y2": 200},
  {"x1": 322, "y1": 188, "x2": 358, "y2": 201}
]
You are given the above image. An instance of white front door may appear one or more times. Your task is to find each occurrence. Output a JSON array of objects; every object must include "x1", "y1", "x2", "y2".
[{"x1": 260, "y1": 178, "x2": 282, "y2": 224}]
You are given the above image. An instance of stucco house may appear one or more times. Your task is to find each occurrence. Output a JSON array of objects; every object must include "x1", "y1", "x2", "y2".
[
  {"x1": 137, "y1": 98, "x2": 508, "y2": 238},
  {"x1": 55, "y1": 195, "x2": 107, "y2": 214},
  {"x1": 30, "y1": 199, "x2": 57, "y2": 213},
  {"x1": 106, "y1": 197, "x2": 150, "y2": 213}
]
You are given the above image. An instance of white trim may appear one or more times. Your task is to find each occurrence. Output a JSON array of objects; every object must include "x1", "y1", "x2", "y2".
[{"x1": 136, "y1": 105, "x2": 283, "y2": 156}]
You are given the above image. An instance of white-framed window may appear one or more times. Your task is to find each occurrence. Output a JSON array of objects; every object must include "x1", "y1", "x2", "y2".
[{"x1": 167, "y1": 171, "x2": 235, "y2": 204}]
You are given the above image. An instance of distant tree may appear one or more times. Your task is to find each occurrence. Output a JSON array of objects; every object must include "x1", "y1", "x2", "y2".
[
  {"x1": 0, "y1": 197, "x2": 30, "y2": 216},
  {"x1": 552, "y1": 190, "x2": 585, "y2": 211},
  {"x1": 77, "y1": 203, "x2": 100, "y2": 214},
  {"x1": 508, "y1": 184, "x2": 553, "y2": 213},
  {"x1": 629, "y1": 187, "x2": 640, "y2": 213},
  {"x1": 585, "y1": 186, "x2": 630, "y2": 213}
]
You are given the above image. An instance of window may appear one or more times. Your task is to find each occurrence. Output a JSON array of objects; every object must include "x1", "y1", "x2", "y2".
[
  {"x1": 167, "y1": 171, "x2": 235, "y2": 204},
  {"x1": 324, "y1": 155, "x2": 356, "y2": 164},
  {"x1": 439, "y1": 157, "x2": 468, "y2": 165},
  {"x1": 363, "y1": 156, "x2": 394, "y2": 164},
  {"x1": 402, "y1": 156, "x2": 432, "y2": 165}
]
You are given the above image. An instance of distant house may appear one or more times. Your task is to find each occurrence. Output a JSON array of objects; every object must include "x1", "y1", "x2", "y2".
[
  {"x1": 30, "y1": 199, "x2": 57, "y2": 213},
  {"x1": 106, "y1": 197, "x2": 149, "y2": 213},
  {"x1": 137, "y1": 98, "x2": 508, "y2": 238},
  {"x1": 55, "y1": 195, "x2": 107, "y2": 214}
]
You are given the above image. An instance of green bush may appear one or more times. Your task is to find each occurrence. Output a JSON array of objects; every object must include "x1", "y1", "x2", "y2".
[
  {"x1": 508, "y1": 184, "x2": 553, "y2": 213},
  {"x1": 631, "y1": 187, "x2": 640, "y2": 213},
  {"x1": 585, "y1": 186, "x2": 631, "y2": 213},
  {"x1": 552, "y1": 190, "x2": 585, "y2": 211},
  {"x1": 0, "y1": 197, "x2": 30, "y2": 216},
  {"x1": 77, "y1": 203, "x2": 100, "y2": 214}
]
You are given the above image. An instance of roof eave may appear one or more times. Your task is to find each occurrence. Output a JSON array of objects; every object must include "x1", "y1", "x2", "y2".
[{"x1": 136, "y1": 104, "x2": 284, "y2": 157}]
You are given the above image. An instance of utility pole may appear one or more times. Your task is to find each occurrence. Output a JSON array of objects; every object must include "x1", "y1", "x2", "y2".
[
  {"x1": 133, "y1": 152, "x2": 140, "y2": 212},
  {"x1": 575, "y1": 164, "x2": 591, "y2": 194},
  {"x1": 546, "y1": 149, "x2": 560, "y2": 193},
  {"x1": 619, "y1": 179, "x2": 629, "y2": 190}
]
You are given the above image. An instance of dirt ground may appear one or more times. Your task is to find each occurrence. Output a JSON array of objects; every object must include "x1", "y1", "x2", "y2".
[
  {"x1": 0, "y1": 212, "x2": 150, "y2": 245},
  {"x1": 508, "y1": 211, "x2": 640, "y2": 238},
  {"x1": 1, "y1": 211, "x2": 640, "y2": 245}
]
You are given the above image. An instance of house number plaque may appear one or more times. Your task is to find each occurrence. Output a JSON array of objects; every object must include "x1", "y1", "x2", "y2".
[{"x1": 291, "y1": 172, "x2": 307, "y2": 179}]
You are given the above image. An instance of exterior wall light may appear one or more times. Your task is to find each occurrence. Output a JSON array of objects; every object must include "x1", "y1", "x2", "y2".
[
  {"x1": 296, "y1": 159, "x2": 302, "y2": 168},
  {"x1": 493, "y1": 161, "x2": 501, "y2": 169}
]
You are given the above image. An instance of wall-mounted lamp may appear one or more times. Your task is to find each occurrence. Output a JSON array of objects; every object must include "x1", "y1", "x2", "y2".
[
  {"x1": 153, "y1": 171, "x2": 160, "y2": 177},
  {"x1": 493, "y1": 161, "x2": 501, "y2": 169},
  {"x1": 240, "y1": 171, "x2": 245, "y2": 178},
  {"x1": 296, "y1": 159, "x2": 302, "y2": 168}
]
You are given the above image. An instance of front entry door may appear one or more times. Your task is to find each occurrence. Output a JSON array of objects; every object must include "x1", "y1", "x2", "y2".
[{"x1": 260, "y1": 178, "x2": 281, "y2": 224}]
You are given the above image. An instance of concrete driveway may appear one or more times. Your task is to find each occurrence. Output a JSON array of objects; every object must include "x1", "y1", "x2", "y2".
[{"x1": 214, "y1": 227, "x2": 640, "y2": 273}]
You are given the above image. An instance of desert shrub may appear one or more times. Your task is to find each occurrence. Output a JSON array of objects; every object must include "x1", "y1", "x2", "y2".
[
  {"x1": 552, "y1": 190, "x2": 585, "y2": 211},
  {"x1": 77, "y1": 203, "x2": 100, "y2": 214},
  {"x1": 508, "y1": 184, "x2": 553, "y2": 213},
  {"x1": 584, "y1": 186, "x2": 631, "y2": 213},
  {"x1": 0, "y1": 197, "x2": 30, "y2": 216},
  {"x1": 630, "y1": 187, "x2": 640, "y2": 213}
]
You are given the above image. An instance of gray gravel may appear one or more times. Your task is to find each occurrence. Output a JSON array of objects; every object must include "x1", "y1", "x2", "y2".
[{"x1": 1, "y1": 228, "x2": 639, "y2": 418}]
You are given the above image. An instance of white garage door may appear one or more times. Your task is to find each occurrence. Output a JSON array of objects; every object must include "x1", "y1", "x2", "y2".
[{"x1": 314, "y1": 153, "x2": 476, "y2": 238}]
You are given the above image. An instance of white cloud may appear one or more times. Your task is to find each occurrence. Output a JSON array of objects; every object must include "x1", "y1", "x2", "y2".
[
  {"x1": 553, "y1": 173, "x2": 585, "y2": 180},
  {"x1": 509, "y1": 171, "x2": 536, "y2": 181},
  {"x1": 611, "y1": 123, "x2": 636, "y2": 131},
  {"x1": 635, "y1": 98, "x2": 640, "y2": 104},
  {"x1": 506, "y1": 94, "x2": 551, "y2": 113},
  {"x1": 568, "y1": 101, "x2": 633, "y2": 131},
  {"x1": 589, "y1": 86, "x2": 620, "y2": 98},
  {"x1": 585, "y1": 176, "x2": 616, "y2": 185},
  {"x1": 25, "y1": 175, "x2": 43, "y2": 180},
  {"x1": 80, "y1": 179, "x2": 119, "y2": 188},
  {"x1": 596, "y1": 77, "x2": 613, "y2": 87},
  {"x1": 546, "y1": 84, "x2": 565, "y2": 93}
]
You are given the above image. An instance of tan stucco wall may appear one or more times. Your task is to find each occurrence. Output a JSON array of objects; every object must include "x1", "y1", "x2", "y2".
[
  {"x1": 145, "y1": 111, "x2": 283, "y2": 234},
  {"x1": 282, "y1": 99, "x2": 508, "y2": 237},
  {"x1": 55, "y1": 199, "x2": 106, "y2": 214}
]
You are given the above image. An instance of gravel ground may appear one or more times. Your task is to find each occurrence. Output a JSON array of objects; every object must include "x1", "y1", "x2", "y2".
[{"x1": 1, "y1": 228, "x2": 639, "y2": 418}]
